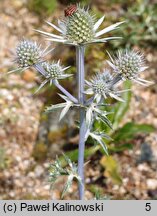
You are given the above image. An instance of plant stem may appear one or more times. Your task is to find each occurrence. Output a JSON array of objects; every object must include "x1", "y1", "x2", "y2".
[
  {"x1": 34, "y1": 64, "x2": 47, "y2": 76},
  {"x1": 76, "y1": 45, "x2": 86, "y2": 200},
  {"x1": 53, "y1": 80, "x2": 78, "y2": 104}
]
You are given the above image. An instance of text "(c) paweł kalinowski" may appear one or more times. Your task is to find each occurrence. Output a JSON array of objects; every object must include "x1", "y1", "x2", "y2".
[{"x1": 20, "y1": 203, "x2": 104, "y2": 212}]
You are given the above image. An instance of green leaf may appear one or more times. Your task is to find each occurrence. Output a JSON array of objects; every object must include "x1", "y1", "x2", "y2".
[
  {"x1": 59, "y1": 146, "x2": 100, "y2": 167},
  {"x1": 28, "y1": 0, "x2": 57, "y2": 15},
  {"x1": 100, "y1": 156, "x2": 122, "y2": 185},
  {"x1": 108, "y1": 143, "x2": 133, "y2": 153},
  {"x1": 113, "y1": 122, "x2": 155, "y2": 142}
]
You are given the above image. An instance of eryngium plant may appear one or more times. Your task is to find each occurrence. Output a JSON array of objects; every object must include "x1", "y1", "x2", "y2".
[{"x1": 9, "y1": 4, "x2": 153, "y2": 200}]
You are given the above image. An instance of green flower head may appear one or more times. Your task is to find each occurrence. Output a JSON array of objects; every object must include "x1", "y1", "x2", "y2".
[{"x1": 36, "y1": 5, "x2": 124, "y2": 46}]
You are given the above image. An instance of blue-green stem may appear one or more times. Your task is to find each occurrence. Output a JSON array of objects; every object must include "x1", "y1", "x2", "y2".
[
  {"x1": 53, "y1": 80, "x2": 78, "y2": 104},
  {"x1": 76, "y1": 45, "x2": 86, "y2": 200}
]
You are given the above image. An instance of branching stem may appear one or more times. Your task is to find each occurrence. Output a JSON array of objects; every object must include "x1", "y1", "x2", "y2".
[
  {"x1": 53, "y1": 80, "x2": 78, "y2": 104},
  {"x1": 34, "y1": 64, "x2": 78, "y2": 103}
]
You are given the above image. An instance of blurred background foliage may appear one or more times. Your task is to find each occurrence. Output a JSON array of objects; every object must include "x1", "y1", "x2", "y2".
[
  {"x1": 113, "y1": 0, "x2": 157, "y2": 48},
  {"x1": 27, "y1": 0, "x2": 58, "y2": 15}
]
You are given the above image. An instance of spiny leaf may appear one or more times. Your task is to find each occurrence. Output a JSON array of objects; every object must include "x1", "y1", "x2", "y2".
[
  {"x1": 49, "y1": 154, "x2": 81, "y2": 198},
  {"x1": 59, "y1": 101, "x2": 73, "y2": 121},
  {"x1": 62, "y1": 153, "x2": 73, "y2": 169},
  {"x1": 58, "y1": 93, "x2": 70, "y2": 101},
  {"x1": 45, "y1": 103, "x2": 67, "y2": 113},
  {"x1": 89, "y1": 132, "x2": 108, "y2": 155},
  {"x1": 97, "y1": 114, "x2": 113, "y2": 129}
]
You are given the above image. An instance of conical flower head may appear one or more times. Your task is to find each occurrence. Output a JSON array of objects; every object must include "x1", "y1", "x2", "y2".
[
  {"x1": 16, "y1": 39, "x2": 42, "y2": 68},
  {"x1": 114, "y1": 51, "x2": 143, "y2": 79},
  {"x1": 65, "y1": 6, "x2": 95, "y2": 44},
  {"x1": 92, "y1": 73, "x2": 112, "y2": 94},
  {"x1": 107, "y1": 50, "x2": 153, "y2": 86},
  {"x1": 85, "y1": 71, "x2": 125, "y2": 103},
  {"x1": 35, "y1": 61, "x2": 72, "y2": 93},
  {"x1": 42, "y1": 62, "x2": 63, "y2": 79},
  {"x1": 36, "y1": 5, "x2": 124, "y2": 45},
  {"x1": 9, "y1": 38, "x2": 53, "y2": 74},
  {"x1": 90, "y1": 71, "x2": 114, "y2": 94}
]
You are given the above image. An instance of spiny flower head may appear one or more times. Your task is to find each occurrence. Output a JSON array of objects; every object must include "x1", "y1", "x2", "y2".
[
  {"x1": 42, "y1": 61, "x2": 71, "y2": 80},
  {"x1": 107, "y1": 50, "x2": 153, "y2": 86},
  {"x1": 42, "y1": 62, "x2": 63, "y2": 79},
  {"x1": 35, "y1": 61, "x2": 72, "y2": 93},
  {"x1": 114, "y1": 51, "x2": 143, "y2": 79},
  {"x1": 36, "y1": 5, "x2": 124, "y2": 45},
  {"x1": 85, "y1": 70, "x2": 125, "y2": 103},
  {"x1": 16, "y1": 39, "x2": 42, "y2": 68},
  {"x1": 92, "y1": 72, "x2": 113, "y2": 94},
  {"x1": 64, "y1": 5, "x2": 95, "y2": 44},
  {"x1": 9, "y1": 39, "x2": 53, "y2": 74}
]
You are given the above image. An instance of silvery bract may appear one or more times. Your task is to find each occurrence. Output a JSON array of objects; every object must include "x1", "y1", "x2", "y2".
[{"x1": 36, "y1": 5, "x2": 124, "y2": 45}]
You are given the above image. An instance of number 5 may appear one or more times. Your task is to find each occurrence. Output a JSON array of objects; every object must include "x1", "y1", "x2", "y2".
[{"x1": 145, "y1": 203, "x2": 151, "y2": 211}]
